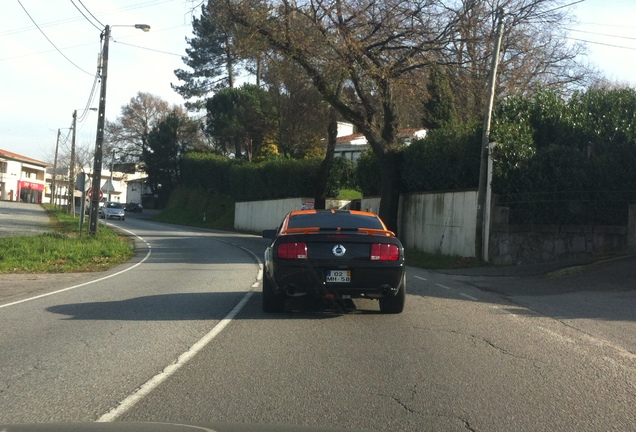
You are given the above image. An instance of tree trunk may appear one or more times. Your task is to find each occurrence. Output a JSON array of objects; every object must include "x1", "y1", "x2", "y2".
[
  {"x1": 234, "y1": 137, "x2": 242, "y2": 159},
  {"x1": 378, "y1": 150, "x2": 402, "y2": 235},
  {"x1": 314, "y1": 108, "x2": 338, "y2": 209}
]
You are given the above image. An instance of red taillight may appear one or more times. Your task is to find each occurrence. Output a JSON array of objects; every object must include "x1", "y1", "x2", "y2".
[
  {"x1": 370, "y1": 243, "x2": 399, "y2": 261},
  {"x1": 278, "y1": 242, "x2": 308, "y2": 259}
]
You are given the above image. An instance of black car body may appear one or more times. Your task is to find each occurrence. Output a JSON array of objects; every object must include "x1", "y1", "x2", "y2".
[
  {"x1": 262, "y1": 209, "x2": 406, "y2": 314},
  {"x1": 124, "y1": 202, "x2": 143, "y2": 213}
]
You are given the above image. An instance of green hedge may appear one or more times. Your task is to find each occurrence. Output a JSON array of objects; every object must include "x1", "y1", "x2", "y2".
[
  {"x1": 491, "y1": 88, "x2": 636, "y2": 225},
  {"x1": 180, "y1": 153, "x2": 323, "y2": 201},
  {"x1": 401, "y1": 122, "x2": 481, "y2": 192}
]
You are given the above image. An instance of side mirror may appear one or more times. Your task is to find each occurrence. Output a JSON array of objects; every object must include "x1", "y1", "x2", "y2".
[{"x1": 262, "y1": 229, "x2": 277, "y2": 239}]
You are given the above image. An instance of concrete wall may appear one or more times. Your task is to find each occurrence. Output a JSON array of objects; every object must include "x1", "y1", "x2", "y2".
[
  {"x1": 235, "y1": 198, "x2": 312, "y2": 232},
  {"x1": 351, "y1": 193, "x2": 478, "y2": 257},
  {"x1": 361, "y1": 197, "x2": 381, "y2": 214},
  {"x1": 399, "y1": 191, "x2": 477, "y2": 257},
  {"x1": 234, "y1": 198, "x2": 353, "y2": 232},
  {"x1": 236, "y1": 195, "x2": 635, "y2": 264}
]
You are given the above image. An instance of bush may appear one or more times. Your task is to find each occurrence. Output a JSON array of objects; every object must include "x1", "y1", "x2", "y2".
[
  {"x1": 401, "y1": 122, "x2": 481, "y2": 192},
  {"x1": 356, "y1": 150, "x2": 382, "y2": 196}
]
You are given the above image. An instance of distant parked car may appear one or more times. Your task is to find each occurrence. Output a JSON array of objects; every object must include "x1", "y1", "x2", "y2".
[
  {"x1": 84, "y1": 198, "x2": 107, "y2": 215},
  {"x1": 124, "y1": 202, "x2": 143, "y2": 213},
  {"x1": 99, "y1": 201, "x2": 125, "y2": 220}
]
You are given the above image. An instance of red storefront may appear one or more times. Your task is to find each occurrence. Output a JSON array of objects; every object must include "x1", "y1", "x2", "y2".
[{"x1": 18, "y1": 180, "x2": 45, "y2": 204}]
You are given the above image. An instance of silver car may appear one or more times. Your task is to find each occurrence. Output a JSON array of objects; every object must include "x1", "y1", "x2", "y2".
[{"x1": 99, "y1": 201, "x2": 125, "y2": 220}]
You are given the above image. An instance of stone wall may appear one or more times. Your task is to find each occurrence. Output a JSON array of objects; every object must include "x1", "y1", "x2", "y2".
[{"x1": 489, "y1": 204, "x2": 635, "y2": 265}]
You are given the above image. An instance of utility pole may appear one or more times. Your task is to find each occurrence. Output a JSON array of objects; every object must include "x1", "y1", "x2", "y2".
[
  {"x1": 69, "y1": 110, "x2": 78, "y2": 217},
  {"x1": 475, "y1": 8, "x2": 505, "y2": 262},
  {"x1": 52, "y1": 129, "x2": 61, "y2": 207},
  {"x1": 89, "y1": 25, "x2": 110, "y2": 235}
]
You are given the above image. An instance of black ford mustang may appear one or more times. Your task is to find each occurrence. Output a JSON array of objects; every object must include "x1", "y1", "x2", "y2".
[{"x1": 262, "y1": 209, "x2": 406, "y2": 314}]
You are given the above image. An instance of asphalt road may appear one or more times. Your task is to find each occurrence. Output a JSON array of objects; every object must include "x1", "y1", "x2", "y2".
[{"x1": 0, "y1": 214, "x2": 634, "y2": 431}]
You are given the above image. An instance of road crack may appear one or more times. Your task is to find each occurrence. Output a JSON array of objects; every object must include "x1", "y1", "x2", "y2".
[
  {"x1": 462, "y1": 419, "x2": 477, "y2": 431},
  {"x1": 445, "y1": 329, "x2": 543, "y2": 364}
]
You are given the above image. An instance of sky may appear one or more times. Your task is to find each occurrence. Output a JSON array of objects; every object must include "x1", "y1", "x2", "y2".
[{"x1": 1, "y1": 0, "x2": 635, "y2": 164}]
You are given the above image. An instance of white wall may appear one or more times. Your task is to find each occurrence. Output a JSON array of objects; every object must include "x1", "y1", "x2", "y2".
[
  {"x1": 234, "y1": 198, "x2": 314, "y2": 232},
  {"x1": 399, "y1": 191, "x2": 477, "y2": 257},
  {"x1": 361, "y1": 197, "x2": 381, "y2": 214},
  {"x1": 234, "y1": 198, "x2": 359, "y2": 232},
  {"x1": 235, "y1": 192, "x2": 477, "y2": 257}
]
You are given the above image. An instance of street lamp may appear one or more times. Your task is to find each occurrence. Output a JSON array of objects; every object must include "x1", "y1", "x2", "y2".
[{"x1": 88, "y1": 23, "x2": 150, "y2": 235}]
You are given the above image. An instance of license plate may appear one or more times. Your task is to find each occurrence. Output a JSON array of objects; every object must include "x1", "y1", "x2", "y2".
[{"x1": 325, "y1": 270, "x2": 351, "y2": 283}]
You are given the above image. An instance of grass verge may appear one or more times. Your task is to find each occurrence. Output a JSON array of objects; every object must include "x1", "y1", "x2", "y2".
[
  {"x1": 0, "y1": 205, "x2": 135, "y2": 274},
  {"x1": 152, "y1": 188, "x2": 235, "y2": 231},
  {"x1": 337, "y1": 189, "x2": 362, "y2": 200}
]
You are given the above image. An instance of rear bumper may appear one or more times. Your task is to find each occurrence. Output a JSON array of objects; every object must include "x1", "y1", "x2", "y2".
[{"x1": 268, "y1": 261, "x2": 404, "y2": 299}]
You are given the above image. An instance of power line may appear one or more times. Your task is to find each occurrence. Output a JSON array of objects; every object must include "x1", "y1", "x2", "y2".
[
  {"x1": 2, "y1": 0, "x2": 176, "y2": 37},
  {"x1": 14, "y1": 0, "x2": 94, "y2": 76},
  {"x1": 0, "y1": 41, "x2": 96, "y2": 62},
  {"x1": 77, "y1": 73, "x2": 100, "y2": 123},
  {"x1": 69, "y1": 0, "x2": 102, "y2": 31},
  {"x1": 1, "y1": 24, "x2": 189, "y2": 62},
  {"x1": 532, "y1": 0, "x2": 586, "y2": 18},
  {"x1": 577, "y1": 21, "x2": 636, "y2": 30},
  {"x1": 566, "y1": 27, "x2": 636, "y2": 42},
  {"x1": 568, "y1": 37, "x2": 636, "y2": 51},
  {"x1": 76, "y1": 0, "x2": 105, "y2": 28},
  {"x1": 112, "y1": 39, "x2": 183, "y2": 57}
]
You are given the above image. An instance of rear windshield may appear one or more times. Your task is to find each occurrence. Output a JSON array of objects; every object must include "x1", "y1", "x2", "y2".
[{"x1": 287, "y1": 212, "x2": 384, "y2": 230}]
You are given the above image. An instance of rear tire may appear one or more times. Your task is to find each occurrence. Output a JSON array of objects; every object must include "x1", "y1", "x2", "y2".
[
  {"x1": 262, "y1": 275, "x2": 285, "y2": 313},
  {"x1": 379, "y1": 273, "x2": 406, "y2": 314}
]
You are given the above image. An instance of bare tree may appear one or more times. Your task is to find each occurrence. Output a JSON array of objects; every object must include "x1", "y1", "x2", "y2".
[
  {"x1": 211, "y1": 0, "x2": 460, "y2": 231},
  {"x1": 445, "y1": 0, "x2": 591, "y2": 121},
  {"x1": 205, "y1": 0, "x2": 591, "y2": 231},
  {"x1": 105, "y1": 92, "x2": 173, "y2": 162}
]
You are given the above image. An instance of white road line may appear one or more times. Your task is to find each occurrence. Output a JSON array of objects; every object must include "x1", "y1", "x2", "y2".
[
  {"x1": 537, "y1": 326, "x2": 575, "y2": 344},
  {"x1": 96, "y1": 290, "x2": 255, "y2": 422},
  {"x1": 95, "y1": 234, "x2": 264, "y2": 422},
  {"x1": 0, "y1": 228, "x2": 152, "y2": 310},
  {"x1": 414, "y1": 276, "x2": 427, "y2": 281},
  {"x1": 435, "y1": 283, "x2": 451, "y2": 290},
  {"x1": 490, "y1": 305, "x2": 517, "y2": 318},
  {"x1": 459, "y1": 292, "x2": 478, "y2": 301}
]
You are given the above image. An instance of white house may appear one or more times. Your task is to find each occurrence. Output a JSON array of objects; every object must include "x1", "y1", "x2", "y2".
[
  {"x1": 334, "y1": 122, "x2": 427, "y2": 162},
  {"x1": 125, "y1": 176, "x2": 153, "y2": 205},
  {"x1": 0, "y1": 149, "x2": 48, "y2": 203}
]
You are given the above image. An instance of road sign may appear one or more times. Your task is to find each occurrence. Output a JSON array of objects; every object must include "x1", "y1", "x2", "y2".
[
  {"x1": 87, "y1": 189, "x2": 103, "y2": 201},
  {"x1": 75, "y1": 173, "x2": 86, "y2": 190},
  {"x1": 101, "y1": 179, "x2": 116, "y2": 194}
]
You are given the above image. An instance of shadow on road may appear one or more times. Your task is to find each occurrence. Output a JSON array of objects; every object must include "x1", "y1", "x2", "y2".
[
  {"x1": 45, "y1": 291, "x2": 382, "y2": 321},
  {"x1": 407, "y1": 255, "x2": 636, "y2": 324}
]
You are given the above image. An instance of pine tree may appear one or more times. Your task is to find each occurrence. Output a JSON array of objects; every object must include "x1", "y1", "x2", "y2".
[{"x1": 172, "y1": 5, "x2": 236, "y2": 110}]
